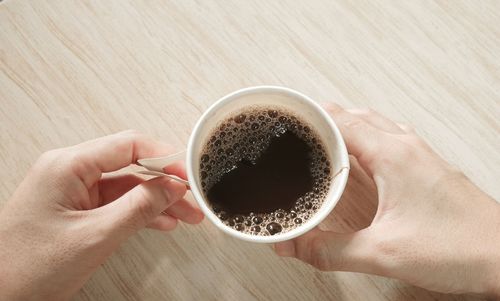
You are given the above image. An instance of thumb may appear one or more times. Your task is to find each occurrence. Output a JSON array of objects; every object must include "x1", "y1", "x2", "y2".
[
  {"x1": 275, "y1": 227, "x2": 376, "y2": 273},
  {"x1": 323, "y1": 103, "x2": 389, "y2": 177},
  {"x1": 100, "y1": 177, "x2": 187, "y2": 234}
]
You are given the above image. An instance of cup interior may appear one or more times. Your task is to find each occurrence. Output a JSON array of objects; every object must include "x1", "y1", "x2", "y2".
[{"x1": 187, "y1": 86, "x2": 349, "y2": 243}]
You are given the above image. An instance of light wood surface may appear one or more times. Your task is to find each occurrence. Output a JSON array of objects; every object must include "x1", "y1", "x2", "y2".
[{"x1": 1, "y1": 0, "x2": 499, "y2": 300}]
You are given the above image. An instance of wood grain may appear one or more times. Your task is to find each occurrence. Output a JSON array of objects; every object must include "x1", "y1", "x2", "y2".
[{"x1": 1, "y1": 0, "x2": 498, "y2": 300}]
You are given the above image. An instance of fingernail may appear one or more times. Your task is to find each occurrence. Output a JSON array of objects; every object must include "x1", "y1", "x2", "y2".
[{"x1": 345, "y1": 108, "x2": 369, "y2": 114}]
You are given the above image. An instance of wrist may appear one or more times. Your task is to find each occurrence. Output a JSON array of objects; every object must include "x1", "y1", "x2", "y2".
[
  {"x1": 450, "y1": 176, "x2": 500, "y2": 297},
  {"x1": 478, "y1": 200, "x2": 500, "y2": 297},
  {"x1": 485, "y1": 206, "x2": 500, "y2": 297}
]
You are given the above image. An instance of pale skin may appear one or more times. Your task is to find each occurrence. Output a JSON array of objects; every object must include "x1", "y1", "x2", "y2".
[
  {"x1": 0, "y1": 107, "x2": 499, "y2": 300},
  {"x1": 0, "y1": 130, "x2": 204, "y2": 301},
  {"x1": 275, "y1": 104, "x2": 500, "y2": 297}
]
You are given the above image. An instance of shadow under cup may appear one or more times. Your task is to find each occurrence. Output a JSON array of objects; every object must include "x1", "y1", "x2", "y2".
[{"x1": 187, "y1": 86, "x2": 349, "y2": 243}]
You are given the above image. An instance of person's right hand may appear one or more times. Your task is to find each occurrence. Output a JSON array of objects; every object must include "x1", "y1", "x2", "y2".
[{"x1": 275, "y1": 103, "x2": 500, "y2": 296}]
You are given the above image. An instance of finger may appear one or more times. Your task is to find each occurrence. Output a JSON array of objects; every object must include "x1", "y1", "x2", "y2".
[
  {"x1": 147, "y1": 214, "x2": 178, "y2": 231},
  {"x1": 275, "y1": 227, "x2": 323, "y2": 258},
  {"x1": 98, "y1": 173, "x2": 192, "y2": 213},
  {"x1": 66, "y1": 130, "x2": 177, "y2": 188},
  {"x1": 163, "y1": 161, "x2": 187, "y2": 180},
  {"x1": 274, "y1": 239, "x2": 296, "y2": 257},
  {"x1": 324, "y1": 106, "x2": 390, "y2": 176},
  {"x1": 309, "y1": 230, "x2": 375, "y2": 273},
  {"x1": 276, "y1": 227, "x2": 376, "y2": 273},
  {"x1": 98, "y1": 174, "x2": 144, "y2": 205},
  {"x1": 321, "y1": 102, "x2": 345, "y2": 115},
  {"x1": 163, "y1": 198, "x2": 204, "y2": 224},
  {"x1": 98, "y1": 177, "x2": 187, "y2": 234},
  {"x1": 291, "y1": 227, "x2": 322, "y2": 262},
  {"x1": 345, "y1": 109, "x2": 405, "y2": 134}
]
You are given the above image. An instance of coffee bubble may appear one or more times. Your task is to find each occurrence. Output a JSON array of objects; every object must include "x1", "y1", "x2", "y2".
[
  {"x1": 266, "y1": 222, "x2": 283, "y2": 235},
  {"x1": 200, "y1": 106, "x2": 332, "y2": 236}
]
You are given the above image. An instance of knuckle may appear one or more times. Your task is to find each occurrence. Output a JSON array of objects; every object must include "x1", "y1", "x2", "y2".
[
  {"x1": 46, "y1": 148, "x2": 100, "y2": 186},
  {"x1": 38, "y1": 149, "x2": 62, "y2": 165},
  {"x1": 116, "y1": 129, "x2": 147, "y2": 153},
  {"x1": 388, "y1": 141, "x2": 415, "y2": 163},
  {"x1": 343, "y1": 118, "x2": 368, "y2": 130},
  {"x1": 371, "y1": 141, "x2": 412, "y2": 172},
  {"x1": 34, "y1": 149, "x2": 67, "y2": 174},
  {"x1": 69, "y1": 157, "x2": 92, "y2": 178},
  {"x1": 401, "y1": 134, "x2": 433, "y2": 154},
  {"x1": 61, "y1": 151, "x2": 90, "y2": 175},
  {"x1": 131, "y1": 189, "x2": 157, "y2": 224}
]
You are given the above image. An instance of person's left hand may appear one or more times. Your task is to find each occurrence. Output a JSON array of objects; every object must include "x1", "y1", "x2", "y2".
[{"x1": 0, "y1": 130, "x2": 204, "y2": 301}]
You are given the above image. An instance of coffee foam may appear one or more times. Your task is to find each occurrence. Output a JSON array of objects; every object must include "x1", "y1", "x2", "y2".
[{"x1": 200, "y1": 106, "x2": 332, "y2": 236}]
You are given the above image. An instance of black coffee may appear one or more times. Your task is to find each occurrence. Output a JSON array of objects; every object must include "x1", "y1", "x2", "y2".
[{"x1": 199, "y1": 106, "x2": 332, "y2": 236}]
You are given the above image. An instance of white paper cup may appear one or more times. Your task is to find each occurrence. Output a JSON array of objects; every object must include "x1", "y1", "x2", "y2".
[{"x1": 186, "y1": 86, "x2": 349, "y2": 243}]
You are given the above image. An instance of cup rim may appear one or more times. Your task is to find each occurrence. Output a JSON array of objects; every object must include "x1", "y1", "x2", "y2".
[{"x1": 186, "y1": 85, "x2": 350, "y2": 243}]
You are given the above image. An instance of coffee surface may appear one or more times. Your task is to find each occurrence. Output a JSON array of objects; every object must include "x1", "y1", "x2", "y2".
[
  {"x1": 208, "y1": 131, "x2": 313, "y2": 214},
  {"x1": 199, "y1": 106, "x2": 332, "y2": 236}
]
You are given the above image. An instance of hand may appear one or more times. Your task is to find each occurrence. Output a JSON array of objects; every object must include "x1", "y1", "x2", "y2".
[
  {"x1": 275, "y1": 104, "x2": 500, "y2": 296},
  {"x1": 0, "y1": 130, "x2": 204, "y2": 301}
]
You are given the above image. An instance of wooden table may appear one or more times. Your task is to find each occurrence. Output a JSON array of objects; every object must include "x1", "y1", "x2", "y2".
[{"x1": 1, "y1": 1, "x2": 498, "y2": 300}]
